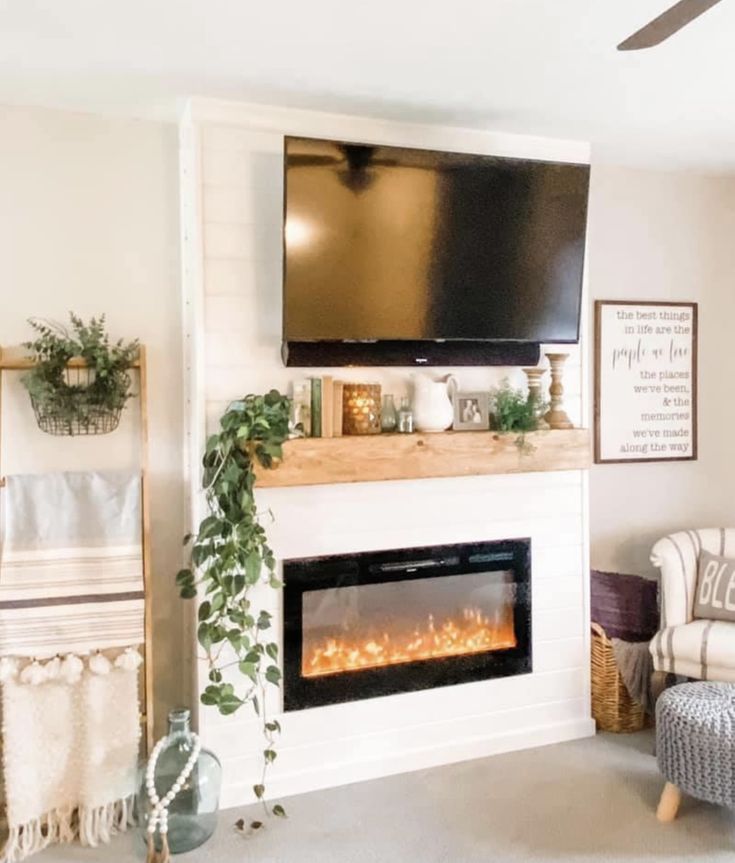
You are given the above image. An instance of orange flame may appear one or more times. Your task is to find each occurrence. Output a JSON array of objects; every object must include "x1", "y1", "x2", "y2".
[{"x1": 303, "y1": 606, "x2": 517, "y2": 677}]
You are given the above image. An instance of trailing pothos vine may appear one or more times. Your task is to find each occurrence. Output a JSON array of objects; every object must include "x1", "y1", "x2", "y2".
[{"x1": 176, "y1": 391, "x2": 291, "y2": 822}]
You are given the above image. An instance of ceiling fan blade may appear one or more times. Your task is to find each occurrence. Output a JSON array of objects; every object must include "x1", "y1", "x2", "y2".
[{"x1": 617, "y1": 0, "x2": 724, "y2": 50}]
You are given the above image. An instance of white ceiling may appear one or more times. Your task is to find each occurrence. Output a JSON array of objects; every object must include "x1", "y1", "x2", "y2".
[{"x1": 1, "y1": 0, "x2": 734, "y2": 170}]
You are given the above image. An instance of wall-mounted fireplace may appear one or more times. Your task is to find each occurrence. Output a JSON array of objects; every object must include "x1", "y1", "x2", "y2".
[{"x1": 283, "y1": 539, "x2": 532, "y2": 711}]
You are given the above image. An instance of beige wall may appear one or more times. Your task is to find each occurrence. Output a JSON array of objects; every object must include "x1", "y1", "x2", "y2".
[
  {"x1": 587, "y1": 165, "x2": 735, "y2": 575},
  {"x1": 0, "y1": 104, "x2": 185, "y2": 731},
  {"x1": 4, "y1": 102, "x2": 735, "y2": 724}
]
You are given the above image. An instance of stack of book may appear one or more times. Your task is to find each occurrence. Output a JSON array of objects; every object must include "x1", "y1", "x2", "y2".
[{"x1": 292, "y1": 376, "x2": 344, "y2": 437}]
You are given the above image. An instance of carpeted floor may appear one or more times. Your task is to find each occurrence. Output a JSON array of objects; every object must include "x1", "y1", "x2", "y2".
[{"x1": 38, "y1": 730, "x2": 735, "y2": 862}]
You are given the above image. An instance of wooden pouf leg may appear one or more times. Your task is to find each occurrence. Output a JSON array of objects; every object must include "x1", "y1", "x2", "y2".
[{"x1": 657, "y1": 782, "x2": 682, "y2": 822}]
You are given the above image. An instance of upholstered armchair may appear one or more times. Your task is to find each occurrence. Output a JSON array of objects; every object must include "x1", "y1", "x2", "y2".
[{"x1": 650, "y1": 529, "x2": 735, "y2": 682}]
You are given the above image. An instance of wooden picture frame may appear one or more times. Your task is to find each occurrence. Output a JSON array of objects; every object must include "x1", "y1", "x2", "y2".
[
  {"x1": 594, "y1": 300, "x2": 698, "y2": 464},
  {"x1": 453, "y1": 392, "x2": 490, "y2": 431}
]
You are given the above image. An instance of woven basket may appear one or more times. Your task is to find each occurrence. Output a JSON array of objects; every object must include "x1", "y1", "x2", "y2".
[
  {"x1": 590, "y1": 622, "x2": 647, "y2": 733},
  {"x1": 28, "y1": 367, "x2": 129, "y2": 437}
]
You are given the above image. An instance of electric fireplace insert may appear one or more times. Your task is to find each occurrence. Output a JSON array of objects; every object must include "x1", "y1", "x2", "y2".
[{"x1": 283, "y1": 538, "x2": 532, "y2": 711}]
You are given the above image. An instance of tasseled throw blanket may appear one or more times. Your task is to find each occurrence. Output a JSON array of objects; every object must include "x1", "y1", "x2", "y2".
[{"x1": 0, "y1": 471, "x2": 144, "y2": 862}]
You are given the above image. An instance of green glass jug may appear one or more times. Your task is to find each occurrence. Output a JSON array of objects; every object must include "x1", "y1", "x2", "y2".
[{"x1": 138, "y1": 707, "x2": 222, "y2": 855}]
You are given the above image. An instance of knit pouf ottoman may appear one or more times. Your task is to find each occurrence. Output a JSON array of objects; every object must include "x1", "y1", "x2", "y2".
[{"x1": 655, "y1": 681, "x2": 735, "y2": 822}]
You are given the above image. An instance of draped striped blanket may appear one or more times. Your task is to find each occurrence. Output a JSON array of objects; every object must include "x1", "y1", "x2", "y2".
[
  {"x1": 0, "y1": 471, "x2": 144, "y2": 656},
  {"x1": 0, "y1": 471, "x2": 144, "y2": 862}
]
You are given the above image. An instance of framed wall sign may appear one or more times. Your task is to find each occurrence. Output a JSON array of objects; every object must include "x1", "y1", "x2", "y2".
[{"x1": 594, "y1": 300, "x2": 698, "y2": 464}]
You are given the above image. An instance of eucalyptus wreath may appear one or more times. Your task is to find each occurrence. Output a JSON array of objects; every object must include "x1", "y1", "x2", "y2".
[
  {"x1": 176, "y1": 390, "x2": 291, "y2": 821},
  {"x1": 22, "y1": 314, "x2": 138, "y2": 432}
]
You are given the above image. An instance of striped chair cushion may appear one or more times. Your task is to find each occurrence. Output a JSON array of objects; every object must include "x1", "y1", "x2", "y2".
[{"x1": 652, "y1": 620, "x2": 735, "y2": 682}]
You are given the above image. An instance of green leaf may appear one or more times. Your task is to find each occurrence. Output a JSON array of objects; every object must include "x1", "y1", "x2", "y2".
[
  {"x1": 238, "y1": 661, "x2": 257, "y2": 682},
  {"x1": 175, "y1": 568, "x2": 193, "y2": 587},
  {"x1": 264, "y1": 748, "x2": 277, "y2": 763},
  {"x1": 265, "y1": 719, "x2": 281, "y2": 734},
  {"x1": 265, "y1": 642, "x2": 278, "y2": 660},
  {"x1": 253, "y1": 784, "x2": 265, "y2": 799},
  {"x1": 265, "y1": 665, "x2": 281, "y2": 685},
  {"x1": 198, "y1": 515, "x2": 220, "y2": 537},
  {"x1": 198, "y1": 601, "x2": 211, "y2": 621},
  {"x1": 210, "y1": 625, "x2": 227, "y2": 644},
  {"x1": 272, "y1": 804, "x2": 287, "y2": 818},
  {"x1": 245, "y1": 551, "x2": 262, "y2": 583},
  {"x1": 201, "y1": 685, "x2": 220, "y2": 706},
  {"x1": 218, "y1": 692, "x2": 243, "y2": 715},
  {"x1": 211, "y1": 592, "x2": 225, "y2": 613},
  {"x1": 198, "y1": 622, "x2": 213, "y2": 651}
]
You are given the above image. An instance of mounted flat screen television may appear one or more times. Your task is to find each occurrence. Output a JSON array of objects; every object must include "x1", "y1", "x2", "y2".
[{"x1": 282, "y1": 136, "x2": 590, "y2": 366}]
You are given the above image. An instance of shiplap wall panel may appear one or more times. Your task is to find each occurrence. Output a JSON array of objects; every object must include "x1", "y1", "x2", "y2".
[
  {"x1": 204, "y1": 666, "x2": 588, "y2": 751},
  {"x1": 183, "y1": 100, "x2": 592, "y2": 805}
]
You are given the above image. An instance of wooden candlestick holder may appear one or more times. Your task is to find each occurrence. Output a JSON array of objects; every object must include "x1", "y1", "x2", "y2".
[
  {"x1": 543, "y1": 353, "x2": 573, "y2": 430},
  {"x1": 522, "y1": 367, "x2": 549, "y2": 430}
]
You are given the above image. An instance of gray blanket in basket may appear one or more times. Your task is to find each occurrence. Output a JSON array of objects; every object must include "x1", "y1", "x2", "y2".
[{"x1": 612, "y1": 637, "x2": 654, "y2": 714}]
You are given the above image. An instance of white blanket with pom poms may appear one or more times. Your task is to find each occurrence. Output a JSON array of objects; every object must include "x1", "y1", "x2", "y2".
[
  {"x1": 0, "y1": 471, "x2": 145, "y2": 862},
  {"x1": 0, "y1": 651, "x2": 142, "y2": 860}
]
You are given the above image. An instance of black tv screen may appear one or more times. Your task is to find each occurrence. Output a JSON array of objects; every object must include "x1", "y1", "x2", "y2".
[{"x1": 283, "y1": 136, "x2": 589, "y2": 343}]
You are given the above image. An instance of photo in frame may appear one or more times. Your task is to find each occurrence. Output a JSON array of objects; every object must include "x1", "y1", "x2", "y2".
[
  {"x1": 453, "y1": 392, "x2": 490, "y2": 431},
  {"x1": 594, "y1": 300, "x2": 698, "y2": 464}
]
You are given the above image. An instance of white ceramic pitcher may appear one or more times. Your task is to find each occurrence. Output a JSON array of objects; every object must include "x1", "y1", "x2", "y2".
[{"x1": 412, "y1": 373, "x2": 458, "y2": 433}]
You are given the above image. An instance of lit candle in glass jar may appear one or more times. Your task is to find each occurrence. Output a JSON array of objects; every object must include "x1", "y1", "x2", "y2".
[{"x1": 342, "y1": 384, "x2": 381, "y2": 435}]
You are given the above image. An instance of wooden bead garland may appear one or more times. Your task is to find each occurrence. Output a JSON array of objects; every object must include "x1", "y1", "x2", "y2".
[{"x1": 144, "y1": 731, "x2": 202, "y2": 863}]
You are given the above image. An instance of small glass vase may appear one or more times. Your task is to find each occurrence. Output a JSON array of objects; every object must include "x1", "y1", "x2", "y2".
[
  {"x1": 138, "y1": 708, "x2": 222, "y2": 855},
  {"x1": 397, "y1": 397, "x2": 414, "y2": 434},
  {"x1": 381, "y1": 394, "x2": 398, "y2": 432}
]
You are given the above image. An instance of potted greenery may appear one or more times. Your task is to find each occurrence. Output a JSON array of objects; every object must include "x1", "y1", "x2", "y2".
[
  {"x1": 22, "y1": 314, "x2": 139, "y2": 436},
  {"x1": 489, "y1": 379, "x2": 548, "y2": 453}
]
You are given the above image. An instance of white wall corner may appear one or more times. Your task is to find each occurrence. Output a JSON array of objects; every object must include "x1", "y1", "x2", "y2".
[{"x1": 178, "y1": 100, "x2": 207, "y2": 720}]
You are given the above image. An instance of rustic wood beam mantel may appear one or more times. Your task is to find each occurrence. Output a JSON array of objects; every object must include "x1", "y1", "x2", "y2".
[{"x1": 255, "y1": 429, "x2": 591, "y2": 488}]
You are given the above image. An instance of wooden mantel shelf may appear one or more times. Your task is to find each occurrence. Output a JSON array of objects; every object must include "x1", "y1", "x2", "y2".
[{"x1": 256, "y1": 429, "x2": 591, "y2": 488}]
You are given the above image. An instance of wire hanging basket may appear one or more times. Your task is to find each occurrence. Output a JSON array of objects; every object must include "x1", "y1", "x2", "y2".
[{"x1": 29, "y1": 366, "x2": 131, "y2": 436}]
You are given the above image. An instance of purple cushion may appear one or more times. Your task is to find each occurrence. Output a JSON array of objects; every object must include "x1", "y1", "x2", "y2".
[{"x1": 590, "y1": 570, "x2": 659, "y2": 642}]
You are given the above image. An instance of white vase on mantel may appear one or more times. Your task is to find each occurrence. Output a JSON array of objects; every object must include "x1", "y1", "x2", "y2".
[{"x1": 411, "y1": 373, "x2": 458, "y2": 433}]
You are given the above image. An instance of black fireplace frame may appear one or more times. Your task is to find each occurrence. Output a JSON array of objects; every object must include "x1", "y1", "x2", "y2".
[{"x1": 283, "y1": 538, "x2": 532, "y2": 711}]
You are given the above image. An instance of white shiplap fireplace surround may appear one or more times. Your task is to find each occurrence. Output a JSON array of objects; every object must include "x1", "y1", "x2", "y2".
[{"x1": 180, "y1": 98, "x2": 593, "y2": 809}]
